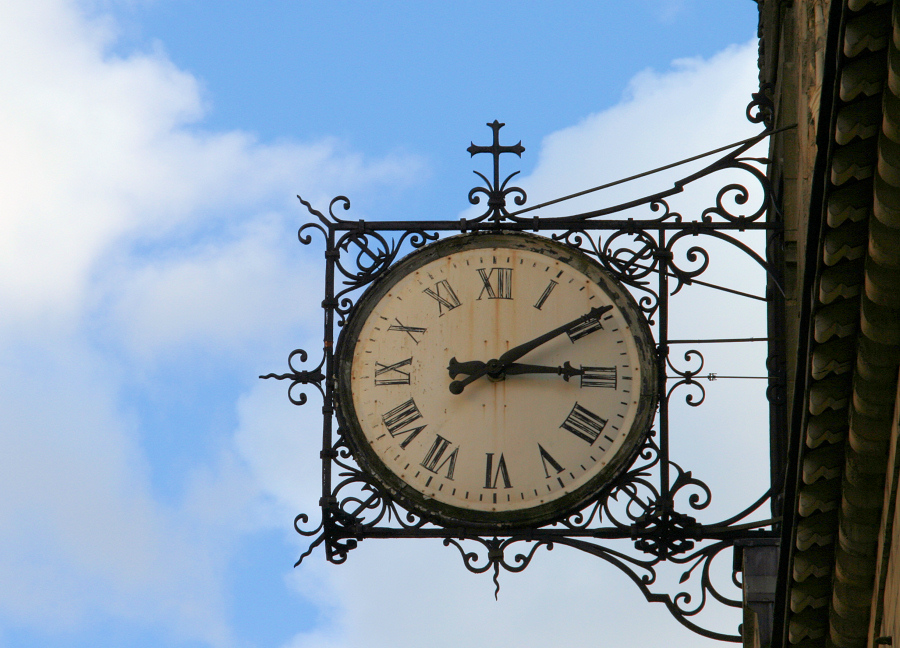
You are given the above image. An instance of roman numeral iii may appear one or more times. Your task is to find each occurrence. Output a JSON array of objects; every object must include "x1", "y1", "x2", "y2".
[{"x1": 581, "y1": 366, "x2": 617, "y2": 389}]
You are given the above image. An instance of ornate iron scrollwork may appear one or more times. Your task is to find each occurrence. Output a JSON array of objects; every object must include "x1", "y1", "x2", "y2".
[
  {"x1": 265, "y1": 119, "x2": 786, "y2": 643},
  {"x1": 259, "y1": 349, "x2": 325, "y2": 406}
]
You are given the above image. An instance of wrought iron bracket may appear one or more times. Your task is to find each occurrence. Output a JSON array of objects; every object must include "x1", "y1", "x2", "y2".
[{"x1": 264, "y1": 115, "x2": 786, "y2": 643}]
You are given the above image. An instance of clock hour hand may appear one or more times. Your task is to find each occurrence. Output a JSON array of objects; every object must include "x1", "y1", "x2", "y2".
[
  {"x1": 447, "y1": 358, "x2": 498, "y2": 394},
  {"x1": 450, "y1": 360, "x2": 583, "y2": 381},
  {"x1": 502, "y1": 361, "x2": 583, "y2": 381}
]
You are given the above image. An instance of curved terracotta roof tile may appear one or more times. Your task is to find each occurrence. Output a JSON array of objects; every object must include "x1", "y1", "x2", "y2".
[
  {"x1": 807, "y1": 409, "x2": 849, "y2": 447},
  {"x1": 841, "y1": 52, "x2": 887, "y2": 101},
  {"x1": 819, "y1": 260, "x2": 864, "y2": 304},
  {"x1": 794, "y1": 546, "x2": 836, "y2": 582},
  {"x1": 844, "y1": 5, "x2": 892, "y2": 57},
  {"x1": 828, "y1": 179, "x2": 872, "y2": 227}
]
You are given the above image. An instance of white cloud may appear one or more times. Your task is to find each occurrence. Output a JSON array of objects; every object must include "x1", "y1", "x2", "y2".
[
  {"x1": 0, "y1": 0, "x2": 422, "y2": 334},
  {"x1": 0, "y1": 0, "x2": 423, "y2": 644},
  {"x1": 0, "y1": 346, "x2": 234, "y2": 645},
  {"x1": 520, "y1": 42, "x2": 762, "y2": 218},
  {"x1": 104, "y1": 213, "x2": 323, "y2": 360},
  {"x1": 233, "y1": 375, "x2": 325, "y2": 521}
]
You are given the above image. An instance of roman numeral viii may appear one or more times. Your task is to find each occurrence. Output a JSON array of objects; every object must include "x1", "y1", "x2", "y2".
[
  {"x1": 374, "y1": 357, "x2": 412, "y2": 386},
  {"x1": 476, "y1": 267, "x2": 513, "y2": 300},
  {"x1": 382, "y1": 398, "x2": 426, "y2": 449},
  {"x1": 560, "y1": 402, "x2": 608, "y2": 444},
  {"x1": 423, "y1": 279, "x2": 462, "y2": 316}
]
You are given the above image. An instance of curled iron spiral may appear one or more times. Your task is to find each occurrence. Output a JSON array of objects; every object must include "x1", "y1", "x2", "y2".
[
  {"x1": 666, "y1": 349, "x2": 706, "y2": 407},
  {"x1": 258, "y1": 349, "x2": 325, "y2": 406}
]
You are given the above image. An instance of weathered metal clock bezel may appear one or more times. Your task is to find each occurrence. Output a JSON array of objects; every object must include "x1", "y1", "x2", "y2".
[{"x1": 334, "y1": 230, "x2": 658, "y2": 530}]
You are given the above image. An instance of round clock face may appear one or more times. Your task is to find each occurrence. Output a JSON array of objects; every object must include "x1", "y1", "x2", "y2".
[{"x1": 335, "y1": 232, "x2": 657, "y2": 528}]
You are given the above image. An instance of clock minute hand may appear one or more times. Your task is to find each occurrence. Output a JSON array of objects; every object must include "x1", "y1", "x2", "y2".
[{"x1": 496, "y1": 304, "x2": 613, "y2": 366}]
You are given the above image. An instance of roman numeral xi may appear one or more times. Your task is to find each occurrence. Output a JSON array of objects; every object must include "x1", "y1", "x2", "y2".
[{"x1": 423, "y1": 279, "x2": 461, "y2": 316}]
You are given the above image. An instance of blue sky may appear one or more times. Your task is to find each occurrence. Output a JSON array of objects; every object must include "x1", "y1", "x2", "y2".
[{"x1": 0, "y1": 1, "x2": 769, "y2": 647}]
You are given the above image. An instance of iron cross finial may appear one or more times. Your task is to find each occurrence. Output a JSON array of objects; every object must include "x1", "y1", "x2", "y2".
[
  {"x1": 468, "y1": 120, "x2": 525, "y2": 189},
  {"x1": 467, "y1": 121, "x2": 527, "y2": 222}
]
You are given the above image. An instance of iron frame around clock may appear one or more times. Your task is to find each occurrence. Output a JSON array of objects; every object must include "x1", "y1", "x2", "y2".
[
  {"x1": 262, "y1": 118, "x2": 785, "y2": 642},
  {"x1": 333, "y1": 231, "x2": 658, "y2": 530}
]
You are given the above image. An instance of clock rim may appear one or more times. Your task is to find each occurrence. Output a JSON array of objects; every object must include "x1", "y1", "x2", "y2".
[{"x1": 334, "y1": 230, "x2": 658, "y2": 530}]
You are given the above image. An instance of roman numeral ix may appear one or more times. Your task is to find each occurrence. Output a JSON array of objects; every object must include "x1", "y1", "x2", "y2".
[{"x1": 374, "y1": 357, "x2": 412, "y2": 386}]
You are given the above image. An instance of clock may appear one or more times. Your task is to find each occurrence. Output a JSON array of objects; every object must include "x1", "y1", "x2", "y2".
[{"x1": 334, "y1": 231, "x2": 657, "y2": 529}]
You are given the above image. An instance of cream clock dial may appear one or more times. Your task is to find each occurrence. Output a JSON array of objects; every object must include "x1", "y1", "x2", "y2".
[{"x1": 335, "y1": 231, "x2": 657, "y2": 528}]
